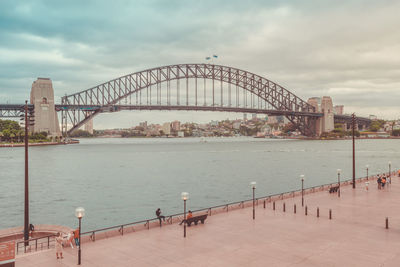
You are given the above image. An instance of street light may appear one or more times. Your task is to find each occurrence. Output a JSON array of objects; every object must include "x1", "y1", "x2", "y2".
[
  {"x1": 181, "y1": 192, "x2": 189, "y2": 238},
  {"x1": 75, "y1": 207, "x2": 85, "y2": 265},
  {"x1": 300, "y1": 175, "x2": 305, "y2": 207},
  {"x1": 366, "y1": 165, "x2": 369, "y2": 180},
  {"x1": 337, "y1": 169, "x2": 341, "y2": 197},
  {"x1": 250, "y1": 182, "x2": 256, "y2": 220},
  {"x1": 389, "y1": 161, "x2": 391, "y2": 184}
]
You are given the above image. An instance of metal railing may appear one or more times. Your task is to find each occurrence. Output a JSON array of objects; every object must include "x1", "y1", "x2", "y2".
[
  {"x1": 16, "y1": 234, "x2": 55, "y2": 254},
  {"x1": 81, "y1": 171, "x2": 395, "y2": 242}
]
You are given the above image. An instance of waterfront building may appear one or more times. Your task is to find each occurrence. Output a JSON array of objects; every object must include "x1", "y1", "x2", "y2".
[
  {"x1": 334, "y1": 105, "x2": 344, "y2": 115},
  {"x1": 162, "y1": 122, "x2": 171, "y2": 135},
  {"x1": 171, "y1": 121, "x2": 180, "y2": 131}
]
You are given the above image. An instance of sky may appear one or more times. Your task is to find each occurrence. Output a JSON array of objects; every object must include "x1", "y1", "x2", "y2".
[{"x1": 0, "y1": 0, "x2": 399, "y2": 128}]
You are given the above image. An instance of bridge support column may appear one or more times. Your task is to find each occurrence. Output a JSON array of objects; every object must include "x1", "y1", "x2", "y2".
[
  {"x1": 321, "y1": 96, "x2": 334, "y2": 133},
  {"x1": 307, "y1": 98, "x2": 322, "y2": 135},
  {"x1": 84, "y1": 118, "x2": 94, "y2": 134},
  {"x1": 30, "y1": 78, "x2": 61, "y2": 137}
]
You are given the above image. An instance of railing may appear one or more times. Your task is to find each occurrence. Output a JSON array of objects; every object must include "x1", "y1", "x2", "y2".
[
  {"x1": 81, "y1": 171, "x2": 396, "y2": 241},
  {"x1": 16, "y1": 234, "x2": 56, "y2": 254}
]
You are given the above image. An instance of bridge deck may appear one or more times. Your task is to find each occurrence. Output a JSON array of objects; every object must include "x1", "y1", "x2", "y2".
[{"x1": 15, "y1": 174, "x2": 400, "y2": 266}]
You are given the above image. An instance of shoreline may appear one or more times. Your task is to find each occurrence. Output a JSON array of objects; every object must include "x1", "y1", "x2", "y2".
[{"x1": 0, "y1": 140, "x2": 79, "y2": 148}]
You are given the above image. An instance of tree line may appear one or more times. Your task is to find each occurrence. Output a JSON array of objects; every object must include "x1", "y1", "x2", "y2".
[{"x1": 0, "y1": 119, "x2": 50, "y2": 143}]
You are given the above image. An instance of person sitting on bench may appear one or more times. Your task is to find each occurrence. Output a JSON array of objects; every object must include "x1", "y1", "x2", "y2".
[{"x1": 179, "y1": 210, "x2": 192, "y2": 225}]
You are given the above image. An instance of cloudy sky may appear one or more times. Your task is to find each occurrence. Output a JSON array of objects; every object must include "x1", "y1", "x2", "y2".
[{"x1": 0, "y1": 0, "x2": 399, "y2": 128}]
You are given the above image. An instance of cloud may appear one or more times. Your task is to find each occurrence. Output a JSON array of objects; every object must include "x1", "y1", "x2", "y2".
[{"x1": 0, "y1": 0, "x2": 399, "y2": 127}]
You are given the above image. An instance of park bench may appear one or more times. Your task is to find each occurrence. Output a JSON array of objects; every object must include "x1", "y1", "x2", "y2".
[
  {"x1": 186, "y1": 214, "x2": 208, "y2": 226},
  {"x1": 329, "y1": 186, "x2": 339, "y2": 193}
]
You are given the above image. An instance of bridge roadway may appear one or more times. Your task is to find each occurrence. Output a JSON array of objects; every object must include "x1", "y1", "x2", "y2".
[
  {"x1": 15, "y1": 172, "x2": 400, "y2": 266},
  {"x1": 1, "y1": 103, "x2": 369, "y2": 122}
]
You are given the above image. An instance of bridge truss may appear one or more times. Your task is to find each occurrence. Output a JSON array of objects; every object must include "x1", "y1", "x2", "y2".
[{"x1": 61, "y1": 64, "x2": 321, "y2": 136}]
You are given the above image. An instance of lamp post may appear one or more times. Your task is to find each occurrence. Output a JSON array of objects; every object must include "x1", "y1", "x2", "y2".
[
  {"x1": 250, "y1": 182, "x2": 256, "y2": 220},
  {"x1": 337, "y1": 169, "x2": 341, "y2": 197},
  {"x1": 352, "y1": 113, "x2": 356, "y2": 189},
  {"x1": 300, "y1": 175, "x2": 305, "y2": 207},
  {"x1": 366, "y1": 165, "x2": 369, "y2": 180},
  {"x1": 181, "y1": 192, "x2": 189, "y2": 238},
  {"x1": 389, "y1": 161, "x2": 391, "y2": 184},
  {"x1": 23, "y1": 100, "x2": 29, "y2": 244},
  {"x1": 75, "y1": 207, "x2": 85, "y2": 265}
]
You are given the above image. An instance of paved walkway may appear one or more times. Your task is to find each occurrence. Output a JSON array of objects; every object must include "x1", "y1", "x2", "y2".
[{"x1": 16, "y1": 175, "x2": 400, "y2": 266}]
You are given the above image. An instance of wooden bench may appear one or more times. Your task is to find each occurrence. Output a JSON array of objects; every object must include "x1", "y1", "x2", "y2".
[
  {"x1": 329, "y1": 186, "x2": 339, "y2": 193},
  {"x1": 186, "y1": 214, "x2": 208, "y2": 226}
]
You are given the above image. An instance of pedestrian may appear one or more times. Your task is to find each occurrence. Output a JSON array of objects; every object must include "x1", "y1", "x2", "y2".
[
  {"x1": 29, "y1": 223, "x2": 34, "y2": 237},
  {"x1": 398, "y1": 169, "x2": 400, "y2": 177},
  {"x1": 73, "y1": 228, "x2": 80, "y2": 247},
  {"x1": 55, "y1": 232, "x2": 64, "y2": 259},
  {"x1": 67, "y1": 231, "x2": 74, "y2": 248},
  {"x1": 156, "y1": 208, "x2": 166, "y2": 227},
  {"x1": 381, "y1": 176, "x2": 386, "y2": 189},
  {"x1": 377, "y1": 176, "x2": 382, "y2": 190}
]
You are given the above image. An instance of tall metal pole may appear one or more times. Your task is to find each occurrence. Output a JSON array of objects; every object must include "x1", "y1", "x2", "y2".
[
  {"x1": 252, "y1": 187, "x2": 255, "y2": 220},
  {"x1": 183, "y1": 200, "x2": 186, "y2": 238},
  {"x1": 338, "y1": 172, "x2": 341, "y2": 198},
  {"x1": 301, "y1": 179, "x2": 304, "y2": 207},
  {"x1": 24, "y1": 100, "x2": 29, "y2": 244},
  {"x1": 352, "y1": 113, "x2": 356, "y2": 189},
  {"x1": 366, "y1": 167, "x2": 369, "y2": 180},
  {"x1": 389, "y1": 162, "x2": 391, "y2": 184},
  {"x1": 78, "y1": 217, "x2": 82, "y2": 265}
]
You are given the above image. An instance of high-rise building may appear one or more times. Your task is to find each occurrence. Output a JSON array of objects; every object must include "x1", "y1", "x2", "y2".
[
  {"x1": 334, "y1": 105, "x2": 344, "y2": 115},
  {"x1": 171, "y1": 120, "x2": 180, "y2": 131},
  {"x1": 162, "y1": 122, "x2": 171, "y2": 135}
]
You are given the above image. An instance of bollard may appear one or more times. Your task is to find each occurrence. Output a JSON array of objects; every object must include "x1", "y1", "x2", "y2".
[
  {"x1": 263, "y1": 200, "x2": 266, "y2": 209},
  {"x1": 273, "y1": 201, "x2": 275, "y2": 210},
  {"x1": 294, "y1": 204, "x2": 296, "y2": 214},
  {"x1": 283, "y1": 202, "x2": 286, "y2": 212},
  {"x1": 386, "y1": 217, "x2": 389, "y2": 229},
  {"x1": 317, "y1": 207, "x2": 319, "y2": 218},
  {"x1": 305, "y1": 205, "x2": 308, "y2": 216},
  {"x1": 329, "y1": 209, "x2": 332, "y2": 220}
]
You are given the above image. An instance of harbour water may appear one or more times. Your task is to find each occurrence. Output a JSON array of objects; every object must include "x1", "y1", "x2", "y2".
[{"x1": 0, "y1": 137, "x2": 399, "y2": 231}]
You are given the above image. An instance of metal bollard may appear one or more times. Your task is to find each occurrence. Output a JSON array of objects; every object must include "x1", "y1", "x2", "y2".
[
  {"x1": 263, "y1": 200, "x2": 266, "y2": 209},
  {"x1": 329, "y1": 209, "x2": 332, "y2": 220},
  {"x1": 317, "y1": 207, "x2": 319, "y2": 218},
  {"x1": 386, "y1": 217, "x2": 389, "y2": 229},
  {"x1": 283, "y1": 202, "x2": 286, "y2": 212},
  {"x1": 273, "y1": 201, "x2": 275, "y2": 210},
  {"x1": 294, "y1": 204, "x2": 296, "y2": 214},
  {"x1": 305, "y1": 205, "x2": 308, "y2": 216}
]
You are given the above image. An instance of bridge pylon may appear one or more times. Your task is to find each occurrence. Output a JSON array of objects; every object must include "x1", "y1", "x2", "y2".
[{"x1": 30, "y1": 78, "x2": 61, "y2": 137}]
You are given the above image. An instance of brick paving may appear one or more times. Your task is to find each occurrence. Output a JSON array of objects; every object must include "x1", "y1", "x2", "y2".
[{"x1": 14, "y1": 174, "x2": 400, "y2": 266}]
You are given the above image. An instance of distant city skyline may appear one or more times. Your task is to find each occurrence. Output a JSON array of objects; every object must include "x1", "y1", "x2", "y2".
[{"x1": 1, "y1": 0, "x2": 399, "y2": 129}]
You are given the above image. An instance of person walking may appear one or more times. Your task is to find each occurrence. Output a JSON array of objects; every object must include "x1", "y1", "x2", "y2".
[
  {"x1": 55, "y1": 232, "x2": 64, "y2": 259},
  {"x1": 156, "y1": 208, "x2": 165, "y2": 227},
  {"x1": 73, "y1": 228, "x2": 80, "y2": 247}
]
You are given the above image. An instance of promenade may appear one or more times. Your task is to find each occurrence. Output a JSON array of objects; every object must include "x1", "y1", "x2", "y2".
[{"x1": 15, "y1": 174, "x2": 400, "y2": 266}]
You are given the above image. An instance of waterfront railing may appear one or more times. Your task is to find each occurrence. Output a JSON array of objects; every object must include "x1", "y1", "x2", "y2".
[
  {"x1": 15, "y1": 171, "x2": 397, "y2": 253},
  {"x1": 81, "y1": 172, "x2": 395, "y2": 243}
]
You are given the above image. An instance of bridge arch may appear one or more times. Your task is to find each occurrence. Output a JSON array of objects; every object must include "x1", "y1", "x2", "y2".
[{"x1": 61, "y1": 64, "x2": 319, "y2": 136}]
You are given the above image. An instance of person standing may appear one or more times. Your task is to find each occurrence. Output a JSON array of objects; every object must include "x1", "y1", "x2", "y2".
[
  {"x1": 156, "y1": 208, "x2": 165, "y2": 227},
  {"x1": 73, "y1": 228, "x2": 80, "y2": 247},
  {"x1": 377, "y1": 176, "x2": 382, "y2": 190},
  {"x1": 55, "y1": 232, "x2": 64, "y2": 259}
]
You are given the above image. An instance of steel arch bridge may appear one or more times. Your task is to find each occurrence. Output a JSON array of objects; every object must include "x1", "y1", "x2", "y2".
[{"x1": 60, "y1": 63, "x2": 322, "y2": 136}]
